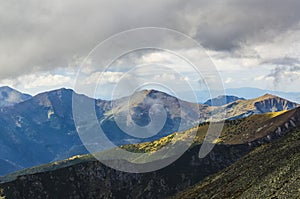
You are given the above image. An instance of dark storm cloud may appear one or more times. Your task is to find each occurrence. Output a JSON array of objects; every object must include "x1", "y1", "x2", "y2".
[
  {"x1": 188, "y1": 0, "x2": 300, "y2": 51},
  {"x1": 0, "y1": 0, "x2": 182, "y2": 79},
  {"x1": 0, "y1": 0, "x2": 300, "y2": 79}
]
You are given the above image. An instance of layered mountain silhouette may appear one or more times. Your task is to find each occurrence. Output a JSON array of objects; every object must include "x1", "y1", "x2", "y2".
[
  {"x1": 0, "y1": 87, "x2": 298, "y2": 177},
  {"x1": 1, "y1": 105, "x2": 300, "y2": 198}
]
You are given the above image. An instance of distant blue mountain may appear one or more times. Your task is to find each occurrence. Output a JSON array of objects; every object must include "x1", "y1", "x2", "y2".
[
  {"x1": 225, "y1": 87, "x2": 300, "y2": 103},
  {"x1": 204, "y1": 95, "x2": 245, "y2": 106},
  {"x1": 0, "y1": 89, "x2": 88, "y2": 175},
  {"x1": 0, "y1": 86, "x2": 31, "y2": 107}
]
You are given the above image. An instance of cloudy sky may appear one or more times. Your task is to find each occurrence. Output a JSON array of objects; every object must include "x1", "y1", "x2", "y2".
[{"x1": 1, "y1": 0, "x2": 300, "y2": 100}]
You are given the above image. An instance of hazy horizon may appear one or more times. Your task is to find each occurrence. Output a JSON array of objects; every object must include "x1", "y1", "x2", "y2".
[{"x1": 2, "y1": 85, "x2": 300, "y2": 104}]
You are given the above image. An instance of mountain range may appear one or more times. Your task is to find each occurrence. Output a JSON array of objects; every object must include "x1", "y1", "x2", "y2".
[
  {"x1": 1, "y1": 103, "x2": 300, "y2": 198},
  {"x1": 0, "y1": 87, "x2": 298, "y2": 177}
]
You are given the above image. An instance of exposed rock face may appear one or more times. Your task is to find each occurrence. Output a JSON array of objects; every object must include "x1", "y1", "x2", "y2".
[
  {"x1": 249, "y1": 112, "x2": 300, "y2": 147},
  {"x1": 222, "y1": 94, "x2": 299, "y2": 120},
  {"x1": 254, "y1": 94, "x2": 298, "y2": 113}
]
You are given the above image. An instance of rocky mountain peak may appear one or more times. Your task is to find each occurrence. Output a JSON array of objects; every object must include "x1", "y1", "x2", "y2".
[{"x1": 252, "y1": 93, "x2": 298, "y2": 113}]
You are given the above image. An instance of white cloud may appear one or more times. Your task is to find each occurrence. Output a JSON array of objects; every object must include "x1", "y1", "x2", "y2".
[
  {"x1": 0, "y1": 71, "x2": 75, "y2": 95},
  {"x1": 225, "y1": 77, "x2": 233, "y2": 84},
  {"x1": 84, "y1": 71, "x2": 125, "y2": 85},
  {"x1": 21, "y1": 74, "x2": 72, "y2": 89},
  {"x1": 254, "y1": 76, "x2": 265, "y2": 81}
]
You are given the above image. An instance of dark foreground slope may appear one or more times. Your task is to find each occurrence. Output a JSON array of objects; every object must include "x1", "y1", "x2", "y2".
[
  {"x1": 172, "y1": 127, "x2": 300, "y2": 199},
  {"x1": 0, "y1": 144, "x2": 251, "y2": 199},
  {"x1": 0, "y1": 145, "x2": 250, "y2": 199},
  {"x1": 1, "y1": 108, "x2": 300, "y2": 198}
]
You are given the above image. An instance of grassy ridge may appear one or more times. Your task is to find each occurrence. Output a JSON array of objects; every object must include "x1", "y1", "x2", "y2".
[
  {"x1": 121, "y1": 109, "x2": 295, "y2": 153},
  {"x1": 172, "y1": 127, "x2": 300, "y2": 199}
]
